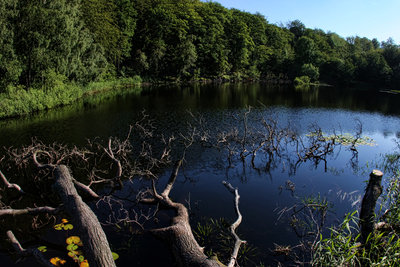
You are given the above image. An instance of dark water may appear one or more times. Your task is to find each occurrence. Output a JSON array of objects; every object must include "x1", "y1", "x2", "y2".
[{"x1": 1, "y1": 83, "x2": 400, "y2": 266}]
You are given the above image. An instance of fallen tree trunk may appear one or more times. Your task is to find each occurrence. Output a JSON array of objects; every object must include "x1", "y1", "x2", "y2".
[
  {"x1": 35, "y1": 161, "x2": 116, "y2": 267},
  {"x1": 141, "y1": 160, "x2": 245, "y2": 267},
  {"x1": 51, "y1": 165, "x2": 116, "y2": 267}
]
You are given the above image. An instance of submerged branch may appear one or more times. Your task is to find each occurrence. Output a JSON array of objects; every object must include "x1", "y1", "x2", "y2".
[
  {"x1": 0, "y1": 206, "x2": 62, "y2": 216},
  {"x1": 7, "y1": 230, "x2": 54, "y2": 267},
  {"x1": 222, "y1": 181, "x2": 246, "y2": 267}
]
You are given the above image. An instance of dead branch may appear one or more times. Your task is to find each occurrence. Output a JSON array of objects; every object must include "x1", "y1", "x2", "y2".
[
  {"x1": 7, "y1": 230, "x2": 54, "y2": 267},
  {"x1": 222, "y1": 181, "x2": 246, "y2": 267},
  {"x1": 0, "y1": 206, "x2": 62, "y2": 216},
  {"x1": 0, "y1": 170, "x2": 24, "y2": 194},
  {"x1": 72, "y1": 178, "x2": 101, "y2": 199}
]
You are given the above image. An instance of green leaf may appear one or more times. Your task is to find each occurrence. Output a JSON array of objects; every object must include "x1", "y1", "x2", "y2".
[
  {"x1": 79, "y1": 255, "x2": 85, "y2": 262},
  {"x1": 62, "y1": 224, "x2": 74, "y2": 230},
  {"x1": 37, "y1": 246, "x2": 47, "y2": 252},
  {"x1": 54, "y1": 223, "x2": 63, "y2": 230},
  {"x1": 66, "y1": 243, "x2": 78, "y2": 251},
  {"x1": 112, "y1": 252, "x2": 119, "y2": 260}
]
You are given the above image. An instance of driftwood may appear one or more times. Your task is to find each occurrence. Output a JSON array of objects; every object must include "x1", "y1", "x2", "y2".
[
  {"x1": 140, "y1": 160, "x2": 245, "y2": 267},
  {"x1": 6, "y1": 230, "x2": 55, "y2": 267},
  {"x1": 0, "y1": 206, "x2": 62, "y2": 216},
  {"x1": 1, "y1": 134, "x2": 246, "y2": 267},
  {"x1": 359, "y1": 169, "x2": 383, "y2": 242},
  {"x1": 222, "y1": 181, "x2": 246, "y2": 267},
  {"x1": 30, "y1": 150, "x2": 117, "y2": 267}
]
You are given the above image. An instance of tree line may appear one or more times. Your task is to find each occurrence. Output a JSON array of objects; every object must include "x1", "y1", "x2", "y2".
[{"x1": 1, "y1": 0, "x2": 400, "y2": 92}]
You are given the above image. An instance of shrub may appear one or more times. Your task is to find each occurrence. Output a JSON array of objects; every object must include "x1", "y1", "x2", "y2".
[
  {"x1": 294, "y1": 76, "x2": 311, "y2": 85},
  {"x1": 301, "y1": 63, "x2": 320, "y2": 82}
]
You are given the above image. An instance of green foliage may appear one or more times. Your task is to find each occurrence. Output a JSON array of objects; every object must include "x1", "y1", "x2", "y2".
[
  {"x1": 296, "y1": 36, "x2": 317, "y2": 64},
  {"x1": 311, "y1": 149, "x2": 400, "y2": 267},
  {"x1": 14, "y1": 0, "x2": 107, "y2": 87},
  {"x1": 0, "y1": 80, "x2": 83, "y2": 119},
  {"x1": 2, "y1": 0, "x2": 400, "y2": 117},
  {"x1": 0, "y1": 0, "x2": 20, "y2": 90},
  {"x1": 287, "y1": 20, "x2": 306, "y2": 39},
  {"x1": 301, "y1": 63, "x2": 320, "y2": 82},
  {"x1": 294, "y1": 76, "x2": 311, "y2": 85},
  {"x1": 311, "y1": 211, "x2": 362, "y2": 267},
  {"x1": 306, "y1": 131, "x2": 376, "y2": 146},
  {"x1": 0, "y1": 75, "x2": 141, "y2": 119},
  {"x1": 81, "y1": 0, "x2": 123, "y2": 63},
  {"x1": 312, "y1": 209, "x2": 400, "y2": 266}
]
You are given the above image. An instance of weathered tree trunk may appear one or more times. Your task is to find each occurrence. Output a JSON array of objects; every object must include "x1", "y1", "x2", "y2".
[
  {"x1": 359, "y1": 169, "x2": 383, "y2": 242},
  {"x1": 141, "y1": 161, "x2": 230, "y2": 267},
  {"x1": 151, "y1": 198, "x2": 223, "y2": 267},
  {"x1": 51, "y1": 165, "x2": 116, "y2": 267},
  {"x1": 6, "y1": 230, "x2": 55, "y2": 267}
]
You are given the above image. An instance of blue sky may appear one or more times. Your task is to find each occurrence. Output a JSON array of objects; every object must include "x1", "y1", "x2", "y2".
[{"x1": 209, "y1": 0, "x2": 400, "y2": 44}]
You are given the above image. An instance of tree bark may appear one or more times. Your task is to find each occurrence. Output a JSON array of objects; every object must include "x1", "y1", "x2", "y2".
[
  {"x1": 7, "y1": 230, "x2": 55, "y2": 267},
  {"x1": 360, "y1": 169, "x2": 383, "y2": 242},
  {"x1": 51, "y1": 165, "x2": 116, "y2": 267},
  {"x1": 143, "y1": 161, "x2": 223, "y2": 267}
]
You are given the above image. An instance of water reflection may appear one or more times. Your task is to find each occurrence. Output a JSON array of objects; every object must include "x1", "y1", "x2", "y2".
[{"x1": 1, "y1": 83, "x2": 400, "y2": 266}]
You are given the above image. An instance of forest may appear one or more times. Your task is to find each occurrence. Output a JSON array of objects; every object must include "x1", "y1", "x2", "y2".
[{"x1": 1, "y1": 0, "x2": 400, "y2": 92}]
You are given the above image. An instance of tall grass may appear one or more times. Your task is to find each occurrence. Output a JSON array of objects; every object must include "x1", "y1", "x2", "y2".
[
  {"x1": 0, "y1": 75, "x2": 142, "y2": 119},
  {"x1": 311, "y1": 171, "x2": 400, "y2": 266}
]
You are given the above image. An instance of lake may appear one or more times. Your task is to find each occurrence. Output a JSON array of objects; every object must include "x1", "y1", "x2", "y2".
[{"x1": 1, "y1": 83, "x2": 400, "y2": 266}]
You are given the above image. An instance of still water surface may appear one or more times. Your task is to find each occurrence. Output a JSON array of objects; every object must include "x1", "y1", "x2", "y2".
[{"x1": 1, "y1": 83, "x2": 400, "y2": 266}]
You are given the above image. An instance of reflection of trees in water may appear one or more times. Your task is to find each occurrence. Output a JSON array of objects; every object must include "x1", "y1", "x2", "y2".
[{"x1": 188, "y1": 107, "x2": 366, "y2": 180}]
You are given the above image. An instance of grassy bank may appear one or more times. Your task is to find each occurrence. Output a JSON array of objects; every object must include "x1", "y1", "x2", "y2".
[{"x1": 0, "y1": 76, "x2": 142, "y2": 120}]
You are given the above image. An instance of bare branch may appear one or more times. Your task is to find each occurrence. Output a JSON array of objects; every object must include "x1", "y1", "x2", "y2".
[
  {"x1": 0, "y1": 170, "x2": 24, "y2": 194},
  {"x1": 72, "y1": 178, "x2": 101, "y2": 199},
  {"x1": 222, "y1": 181, "x2": 246, "y2": 267},
  {"x1": 0, "y1": 206, "x2": 62, "y2": 216},
  {"x1": 7, "y1": 230, "x2": 55, "y2": 267},
  {"x1": 162, "y1": 160, "x2": 183, "y2": 197}
]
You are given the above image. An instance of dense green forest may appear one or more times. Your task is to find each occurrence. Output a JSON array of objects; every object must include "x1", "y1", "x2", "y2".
[{"x1": 1, "y1": 0, "x2": 400, "y2": 115}]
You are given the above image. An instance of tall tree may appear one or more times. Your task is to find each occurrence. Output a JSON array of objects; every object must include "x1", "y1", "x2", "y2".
[
  {"x1": 80, "y1": 0, "x2": 123, "y2": 65},
  {"x1": 287, "y1": 19, "x2": 306, "y2": 39},
  {"x1": 264, "y1": 24, "x2": 295, "y2": 74},
  {"x1": 192, "y1": 1, "x2": 229, "y2": 77},
  {"x1": 225, "y1": 9, "x2": 255, "y2": 74},
  {"x1": 0, "y1": 0, "x2": 20, "y2": 90},
  {"x1": 14, "y1": 0, "x2": 107, "y2": 87},
  {"x1": 295, "y1": 36, "x2": 317, "y2": 65},
  {"x1": 364, "y1": 50, "x2": 392, "y2": 84},
  {"x1": 381, "y1": 37, "x2": 400, "y2": 70}
]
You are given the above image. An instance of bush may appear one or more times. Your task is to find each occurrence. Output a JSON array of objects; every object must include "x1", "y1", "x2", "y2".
[
  {"x1": 294, "y1": 76, "x2": 311, "y2": 85},
  {"x1": 301, "y1": 63, "x2": 320, "y2": 82}
]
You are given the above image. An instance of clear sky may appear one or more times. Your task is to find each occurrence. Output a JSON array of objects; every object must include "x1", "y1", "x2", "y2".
[{"x1": 209, "y1": 0, "x2": 400, "y2": 44}]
